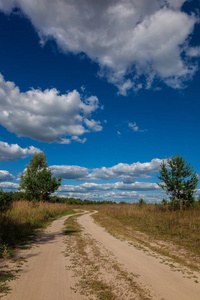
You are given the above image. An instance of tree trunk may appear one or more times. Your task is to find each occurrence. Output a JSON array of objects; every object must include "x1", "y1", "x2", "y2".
[{"x1": 178, "y1": 194, "x2": 182, "y2": 210}]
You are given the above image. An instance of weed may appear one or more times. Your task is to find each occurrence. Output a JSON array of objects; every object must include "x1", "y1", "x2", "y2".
[{"x1": 0, "y1": 271, "x2": 16, "y2": 296}]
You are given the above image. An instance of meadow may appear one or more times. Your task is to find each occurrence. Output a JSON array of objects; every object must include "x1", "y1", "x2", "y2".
[
  {"x1": 91, "y1": 204, "x2": 200, "y2": 269},
  {"x1": 1, "y1": 200, "x2": 200, "y2": 269}
]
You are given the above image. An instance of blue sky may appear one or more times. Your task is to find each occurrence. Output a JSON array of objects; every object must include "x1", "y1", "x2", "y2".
[{"x1": 0, "y1": 0, "x2": 199, "y2": 203}]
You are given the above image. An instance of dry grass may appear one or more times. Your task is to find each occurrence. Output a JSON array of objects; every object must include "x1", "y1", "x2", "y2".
[
  {"x1": 64, "y1": 214, "x2": 152, "y2": 299},
  {"x1": 0, "y1": 201, "x2": 75, "y2": 257},
  {"x1": 90, "y1": 204, "x2": 200, "y2": 269}
]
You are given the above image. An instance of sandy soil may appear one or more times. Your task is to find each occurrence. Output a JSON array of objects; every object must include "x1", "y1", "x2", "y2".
[
  {"x1": 77, "y1": 211, "x2": 200, "y2": 300},
  {"x1": 1, "y1": 214, "x2": 83, "y2": 300},
  {"x1": 1, "y1": 210, "x2": 200, "y2": 300}
]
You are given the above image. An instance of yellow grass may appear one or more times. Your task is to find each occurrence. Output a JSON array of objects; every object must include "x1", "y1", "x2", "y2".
[
  {"x1": 91, "y1": 204, "x2": 200, "y2": 256},
  {"x1": 0, "y1": 201, "x2": 74, "y2": 256}
]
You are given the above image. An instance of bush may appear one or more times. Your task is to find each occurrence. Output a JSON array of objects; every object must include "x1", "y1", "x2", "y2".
[{"x1": 0, "y1": 190, "x2": 13, "y2": 212}]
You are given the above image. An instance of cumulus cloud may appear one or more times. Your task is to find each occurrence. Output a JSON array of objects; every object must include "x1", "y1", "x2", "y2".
[
  {"x1": 55, "y1": 189, "x2": 164, "y2": 203},
  {"x1": 101, "y1": 191, "x2": 164, "y2": 203},
  {"x1": 114, "y1": 182, "x2": 160, "y2": 191},
  {"x1": 90, "y1": 158, "x2": 164, "y2": 182},
  {"x1": 0, "y1": 0, "x2": 198, "y2": 94},
  {"x1": 0, "y1": 170, "x2": 15, "y2": 181},
  {"x1": 50, "y1": 165, "x2": 90, "y2": 181},
  {"x1": 50, "y1": 158, "x2": 164, "y2": 182},
  {"x1": 0, "y1": 141, "x2": 42, "y2": 161},
  {"x1": 0, "y1": 181, "x2": 19, "y2": 189},
  {"x1": 58, "y1": 181, "x2": 160, "y2": 194},
  {"x1": 0, "y1": 74, "x2": 102, "y2": 143}
]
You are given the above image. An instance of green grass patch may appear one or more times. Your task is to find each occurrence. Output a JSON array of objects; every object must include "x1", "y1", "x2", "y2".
[{"x1": 0, "y1": 271, "x2": 17, "y2": 296}]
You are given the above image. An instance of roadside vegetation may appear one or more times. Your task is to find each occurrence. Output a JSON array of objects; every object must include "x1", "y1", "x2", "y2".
[
  {"x1": 0, "y1": 200, "x2": 75, "y2": 258},
  {"x1": 64, "y1": 214, "x2": 152, "y2": 300},
  {"x1": 92, "y1": 203, "x2": 200, "y2": 270}
]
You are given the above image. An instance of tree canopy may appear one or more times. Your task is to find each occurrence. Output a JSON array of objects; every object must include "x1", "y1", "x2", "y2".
[
  {"x1": 19, "y1": 153, "x2": 61, "y2": 201},
  {"x1": 157, "y1": 154, "x2": 198, "y2": 210}
]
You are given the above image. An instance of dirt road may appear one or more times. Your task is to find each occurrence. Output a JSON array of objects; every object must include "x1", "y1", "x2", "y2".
[
  {"x1": 77, "y1": 211, "x2": 200, "y2": 300},
  {"x1": 2, "y1": 214, "x2": 83, "y2": 300},
  {"x1": 2, "y1": 210, "x2": 200, "y2": 300}
]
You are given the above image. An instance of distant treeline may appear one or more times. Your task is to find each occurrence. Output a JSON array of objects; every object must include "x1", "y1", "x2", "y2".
[
  {"x1": 1, "y1": 190, "x2": 200, "y2": 211},
  {"x1": 49, "y1": 195, "x2": 116, "y2": 205},
  {"x1": 0, "y1": 190, "x2": 116, "y2": 210}
]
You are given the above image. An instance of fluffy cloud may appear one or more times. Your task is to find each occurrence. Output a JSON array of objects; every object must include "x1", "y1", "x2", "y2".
[
  {"x1": 0, "y1": 74, "x2": 102, "y2": 143},
  {"x1": 58, "y1": 181, "x2": 160, "y2": 194},
  {"x1": 50, "y1": 158, "x2": 164, "y2": 182},
  {"x1": 0, "y1": 182, "x2": 19, "y2": 189},
  {"x1": 0, "y1": 170, "x2": 15, "y2": 181},
  {"x1": 114, "y1": 182, "x2": 160, "y2": 191},
  {"x1": 0, "y1": 0, "x2": 198, "y2": 94},
  {"x1": 0, "y1": 141, "x2": 42, "y2": 161},
  {"x1": 56, "y1": 189, "x2": 164, "y2": 203},
  {"x1": 90, "y1": 158, "x2": 164, "y2": 182},
  {"x1": 50, "y1": 165, "x2": 89, "y2": 181}
]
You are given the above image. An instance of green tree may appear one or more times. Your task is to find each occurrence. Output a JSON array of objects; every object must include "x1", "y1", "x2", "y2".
[
  {"x1": 19, "y1": 153, "x2": 61, "y2": 201},
  {"x1": 157, "y1": 154, "x2": 198, "y2": 210},
  {"x1": 138, "y1": 198, "x2": 146, "y2": 207}
]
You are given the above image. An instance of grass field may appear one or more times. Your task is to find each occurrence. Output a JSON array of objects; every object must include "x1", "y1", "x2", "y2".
[
  {"x1": 1, "y1": 201, "x2": 200, "y2": 265},
  {"x1": 91, "y1": 204, "x2": 200, "y2": 270}
]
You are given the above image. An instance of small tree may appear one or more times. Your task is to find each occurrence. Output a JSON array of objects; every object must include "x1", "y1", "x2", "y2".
[
  {"x1": 138, "y1": 198, "x2": 146, "y2": 207},
  {"x1": 157, "y1": 154, "x2": 198, "y2": 210},
  {"x1": 19, "y1": 153, "x2": 61, "y2": 202}
]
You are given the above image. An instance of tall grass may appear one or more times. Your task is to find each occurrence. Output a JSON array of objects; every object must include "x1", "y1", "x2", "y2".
[
  {"x1": 0, "y1": 201, "x2": 73, "y2": 257},
  {"x1": 92, "y1": 204, "x2": 200, "y2": 256}
]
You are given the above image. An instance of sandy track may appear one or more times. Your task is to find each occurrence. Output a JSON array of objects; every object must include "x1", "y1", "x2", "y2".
[
  {"x1": 78, "y1": 211, "x2": 200, "y2": 300},
  {"x1": 2, "y1": 214, "x2": 83, "y2": 300}
]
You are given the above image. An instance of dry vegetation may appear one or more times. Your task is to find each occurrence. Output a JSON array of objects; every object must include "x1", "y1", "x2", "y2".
[
  {"x1": 64, "y1": 214, "x2": 152, "y2": 300},
  {"x1": 91, "y1": 204, "x2": 200, "y2": 270},
  {"x1": 0, "y1": 201, "x2": 75, "y2": 257}
]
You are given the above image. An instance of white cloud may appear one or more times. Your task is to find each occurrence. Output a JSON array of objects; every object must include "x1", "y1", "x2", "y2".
[
  {"x1": 50, "y1": 165, "x2": 89, "y2": 181},
  {"x1": 129, "y1": 122, "x2": 139, "y2": 132},
  {"x1": 90, "y1": 158, "x2": 164, "y2": 182},
  {"x1": 0, "y1": 74, "x2": 102, "y2": 143},
  {"x1": 0, "y1": 181, "x2": 19, "y2": 189},
  {"x1": 114, "y1": 182, "x2": 160, "y2": 191},
  {"x1": 55, "y1": 189, "x2": 164, "y2": 203},
  {"x1": 58, "y1": 182, "x2": 114, "y2": 193},
  {"x1": 195, "y1": 189, "x2": 200, "y2": 195},
  {"x1": 186, "y1": 47, "x2": 200, "y2": 58},
  {"x1": 58, "y1": 181, "x2": 160, "y2": 194},
  {"x1": 129, "y1": 122, "x2": 147, "y2": 133},
  {"x1": 0, "y1": 141, "x2": 42, "y2": 161},
  {"x1": 0, "y1": 170, "x2": 15, "y2": 181},
  {"x1": 0, "y1": 0, "x2": 198, "y2": 94},
  {"x1": 50, "y1": 158, "x2": 164, "y2": 182}
]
